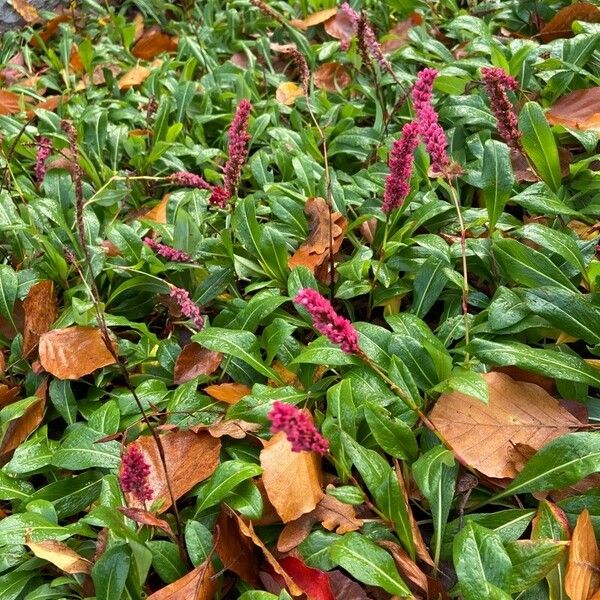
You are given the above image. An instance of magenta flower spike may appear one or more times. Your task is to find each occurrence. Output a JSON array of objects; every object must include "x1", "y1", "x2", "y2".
[
  {"x1": 143, "y1": 237, "x2": 192, "y2": 263},
  {"x1": 268, "y1": 401, "x2": 329, "y2": 454},
  {"x1": 169, "y1": 171, "x2": 212, "y2": 190},
  {"x1": 120, "y1": 445, "x2": 153, "y2": 503},
  {"x1": 35, "y1": 137, "x2": 52, "y2": 184},
  {"x1": 170, "y1": 287, "x2": 204, "y2": 330},
  {"x1": 223, "y1": 99, "x2": 253, "y2": 199}
]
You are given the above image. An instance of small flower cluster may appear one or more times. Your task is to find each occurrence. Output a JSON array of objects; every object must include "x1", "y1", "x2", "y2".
[
  {"x1": 223, "y1": 99, "x2": 252, "y2": 198},
  {"x1": 143, "y1": 237, "x2": 192, "y2": 262},
  {"x1": 295, "y1": 288, "x2": 359, "y2": 354},
  {"x1": 282, "y1": 47, "x2": 310, "y2": 95},
  {"x1": 168, "y1": 171, "x2": 212, "y2": 190},
  {"x1": 35, "y1": 137, "x2": 52, "y2": 184},
  {"x1": 170, "y1": 287, "x2": 204, "y2": 330},
  {"x1": 481, "y1": 66, "x2": 521, "y2": 151},
  {"x1": 382, "y1": 121, "x2": 420, "y2": 213},
  {"x1": 120, "y1": 445, "x2": 153, "y2": 503},
  {"x1": 268, "y1": 401, "x2": 329, "y2": 454}
]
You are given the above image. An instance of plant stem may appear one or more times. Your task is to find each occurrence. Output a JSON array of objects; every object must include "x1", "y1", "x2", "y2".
[{"x1": 368, "y1": 214, "x2": 390, "y2": 319}]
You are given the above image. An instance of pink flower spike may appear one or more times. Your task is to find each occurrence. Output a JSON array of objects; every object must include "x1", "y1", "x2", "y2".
[
  {"x1": 294, "y1": 288, "x2": 359, "y2": 354},
  {"x1": 170, "y1": 287, "x2": 204, "y2": 330},
  {"x1": 340, "y1": 2, "x2": 359, "y2": 26},
  {"x1": 120, "y1": 445, "x2": 153, "y2": 503},
  {"x1": 268, "y1": 401, "x2": 329, "y2": 454},
  {"x1": 223, "y1": 99, "x2": 252, "y2": 198},
  {"x1": 169, "y1": 171, "x2": 212, "y2": 190},
  {"x1": 208, "y1": 185, "x2": 230, "y2": 207},
  {"x1": 481, "y1": 66, "x2": 521, "y2": 151},
  {"x1": 383, "y1": 121, "x2": 420, "y2": 214},
  {"x1": 143, "y1": 237, "x2": 192, "y2": 263},
  {"x1": 35, "y1": 137, "x2": 52, "y2": 184},
  {"x1": 412, "y1": 68, "x2": 449, "y2": 174}
]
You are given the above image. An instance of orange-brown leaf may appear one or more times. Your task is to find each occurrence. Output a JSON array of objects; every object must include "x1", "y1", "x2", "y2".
[
  {"x1": 147, "y1": 560, "x2": 217, "y2": 600},
  {"x1": 323, "y1": 10, "x2": 355, "y2": 43},
  {"x1": 38, "y1": 326, "x2": 117, "y2": 380},
  {"x1": 0, "y1": 90, "x2": 24, "y2": 116},
  {"x1": 34, "y1": 13, "x2": 71, "y2": 46},
  {"x1": 11, "y1": 0, "x2": 41, "y2": 24},
  {"x1": 378, "y1": 540, "x2": 430, "y2": 598},
  {"x1": 547, "y1": 87, "x2": 600, "y2": 134},
  {"x1": 0, "y1": 385, "x2": 20, "y2": 409},
  {"x1": 144, "y1": 194, "x2": 171, "y2": 223},
  {"x1": 26, "y1": 539, "x2": 91, "y2": 574},
  {"x1": 565, "y1": 509, "x2": 600, "y2": 600},
  {"x1": 174, "y1": 343, "x2": 222, "y2": 384},
  {"x1": 291, "y1": 8, "x2": 337, "y2": 29},
  {"x1": 118, "y1": 507, "x2": 175, "y2": 539},
  {"x1": 429, "y1": 372, "x2": 581, "y2": 479},
  {"x1": 539, "y1": 2, "x2": 600, "y2": 43},
  {"x1": 204, "y1": 383, "x2": 251, "y2": 404},
  {"x1": 125, "y1": 430, "x2": 221, "y2": 513},
  {"x1": 23, "y1": 280, "x2": 57, "y2": 358},
  {"x1": 260, "y1": 431, "x2": 324, "y2": 523},
  {"x1": 314, "y1": 63, "x2": 351, "y2": 92},
  {"x1": 118, "y1": 65, "x2": 151, "y2": 90},
  {"x1": 132, "y1": 26, "x2": 178, "y2": 60},
  {"x1": 204, "y1": 418, "x2": 261, "y2": 439},
  {"x1": 380, "y1": 13, "x2": 422, "y2": 54}
]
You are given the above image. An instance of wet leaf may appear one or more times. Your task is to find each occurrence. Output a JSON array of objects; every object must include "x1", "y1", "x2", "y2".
[
  {"x1": 174, "y1": 344, "x2": 222, "y2": 384},
  {"x1": 147, "y1": 560, "x2": 217, "y2": 600},
  {"x1": 565, "y1": 509, "x2": 600, "y2": 600},
  {"x1": 22, "y1": 281, "x2": 57, "y2": 358},
  {"x1": 539, "y1": 2, "x2": 600, "y2": 42},
  {"x1": 278, "y1": 556, "x2": 335, "y2": 600},
  {"x1": 118, "y1": 507, "x2": 175, "y2": 539},
  {"x1": 26, "y1": 538, "x2": 91, "y2": 574}
]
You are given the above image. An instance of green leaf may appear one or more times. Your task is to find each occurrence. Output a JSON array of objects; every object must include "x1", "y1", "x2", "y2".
[
  {"x1": 51, "y1": 426, "x2": 121, "y2": 470},
  {"x1": 411, "y1": 257, "x2": 448, "y2": 319},
  {"x1": 0, "y1": 471, "x2": 33, "y2": 501},
  {"x1": 0, "y1": 265, "x2": 17, "y2": 331},
  {"x1": 434, "y1": 368, "x2": 489, "y2": 403},
  {"x1": 0, "y1": 513, "x2": 69, "y2": 545},
  {"x1": 481, "y1": 140, "x2": 513, "y2": 231},
  {"x1": 146, "y1": 540, "x2": 186, "y2": 584},
  {"x1": 519, "y1": 101, "x2": 561, "y2": 191},
  {"x1": 185, "y1": 521, "x2": 213, "y2": 567},
  {"x1": 364, "y1": 403, "x2": 418, "y2": 461},
  {"x1": 506, "y1": 539, "x2": 567, "y2": 593},
  {"x1": 329, "y1": 532, "x2": 411, "y2": 596},
  {"x1": 48, "y1": 380, "x2": 77, "y2": 425},
  {"x1": 92, "y1": 544, "x2": 131, "y2": 600}
]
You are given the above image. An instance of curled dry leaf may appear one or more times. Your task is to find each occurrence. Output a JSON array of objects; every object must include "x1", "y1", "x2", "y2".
[
  {"x1": 147, "y1": 560, "x2": 217, "y2": 600},
  {"x1": 277, "y1": 556, "x2": 335, "y2": 600},
  {"x1": 144, "y1": 194, "x2": 171, "y2": 223},
  {"x1": 288, "y1": 197, "x2": 347, "y2": 281},
  {"x1": 174, "y1": 343, "x2": 222, "y2": 384},
  {"x1": 324, "y1": 10, "x2": 355, "y2": 44},
  {"x1": 260, "y1": 431, "x2": 324, "y2": 523},
  {"x1": 314, "y1": 63, "x2": 351, "y2": 92},
  {"x1": 429, "y1": 372, "x2": 581, "y2": 479},
  {"x1": 547, "y1": 87, "x2": 600, "y2": 134},
  {"x1": 276, "y1": 81, "x2": 304, "y2": 106},
  {"x1": 0, "y1": 385, "x2": 20, "y2": 409},
  {"x1": 565, "y1": 509, "x2": 600, "y2": 600},
  {"x1": 118, "y1": 507, "x2": 175, "y2": 540},
  {"x1": 539, "y1": 2, "x2": 600, "y2": 43},
  {"x1": 38, "y1": 326, "x2": 117, "y2": 380},
  {"x1": 10, "y1": 0, "x2": 41, "y2": 24},
  {"x1": 204, "y1": 382, "x2": 251, "y2": 404},
  {"x1": 32, "y1": 12, "x2": 71, "y2": 46},
  {"x1": 291, "y1": 8, "x2": 337, "y2": 30},
  {"x1": 0, "y1": 90, "x2": 26, "y2": 116},
  {"x1": 277, "y1": 492, "x2": 362, "y2": 552},
  {"x1": 118, "y1": 65, "x2": 151, "y2": 90},
  {"x1": 380, "y1": 13, "x2": 422, "y2": 54},
  {"x1": 23, "y1": 280, "x2": 57, "y2": 358},
  {"x1": 132, "y1": 26, "x2": 178, "y2": 60},
  {"x1": 204, "y1": 418, "x2": 261, "y2": 439},
  {"x1": 125, "y1": 430, "x2": 221, "y2": 513},
  {"x1": 26, "y1": 539, "x2": 91, "y2": 574},
  {"x1": 377, "y1": 540, "x2": 429, "y2": 598}
]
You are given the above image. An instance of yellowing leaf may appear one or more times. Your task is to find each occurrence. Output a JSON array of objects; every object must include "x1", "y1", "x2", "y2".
[
  {"x1": 118, "y1": 65, "x2": 150, "y2": 90},
  {"x1": 276, "y1": 81, "x2": 304, "y2": 106},
  {"x1": 565, "y1": 509, "x2": 600, "y2": 600},
  {"x1": 204, "y1": 383, "x2": 251, "y2": 404},
  {"x1": 27, "y1": 539, "x2": 91, "y2": 574}
]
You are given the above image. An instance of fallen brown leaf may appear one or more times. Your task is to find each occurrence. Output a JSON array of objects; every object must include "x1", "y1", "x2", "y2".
[
  {"x1": 33, "y1": 12, "x2": 71, "y2": 46},
  {"x1": 204, "y1": 383, "x2": 251, "y2": 404},
  {"x1": 277, "y1": 492, "x2": 362, "y2": 552},
  {"x1": 132, "y1": 26, "x2": 178, "y2": 60},
  {"x1": 118, "y1": 65, "x2": 151, "y2": 90},
  {"x1": 174, "y1": 343, "x2": 222, "y2": 384},
  {"x1": 26, "y1": 539, "x2": 91, "y2": 574},
  {"x1": 380, "y1": 13, "x2": 422, "y2": 54},
  {"x1": 11, "y1": 0, "x2": 41, "y2": 24},
  {"x1": 118, "y1": 507, "x2": 175, "y2": 539},
  {"x1": 291, "y1": 8, "x2": 337, "y2": 29},
  {"x1": 260, "y1": 431, "x2": 324, "y2": 523},
  {"x1": 125, "y1": 430, "x2": 221, "y2": 513},
  {"x1": 132, "y1": 12, "x2": 145, "y2": 42},
  {"x1": 378, "y1": 540, "x2": 429, "y2": 598},
  {"x1": 565, "y1": 509, "x2": 600, "y2": 600},
  {"x1": 23, "y1": 281, "x2": 57, "y2": 358},
  {"x1": 539, "y1": 2, "x2": 600, "y2": 43},
  {"x1": 0, "y1": 90, "x2": 25, "y2": 116},
  {"x1": 147, "y1": 560, "x2": 217, "y2": 600},
  {"x1": 328, "y1": 570, "x2": 370, "y2": 600},
  {"x1": 276, "y1": 81, "x2": 304, "y2": 106},
  {"x1": 0, "y1": 385, "x2": 20, "y2": 409},
  {"x1": 323, "y1": 10, "x2": 355, "y2": 44},
  {"x1": 314, "y1": 63, "x2": 351, "y2": 92},
  {"x1": 38, "y1": 326, "x2": 117, "y2": 380},
  {"x1": 547, "y1": 87, "x2": 600, "y2": 134},
  {"x1": 429, "y1": 372, "x2": 581, "y2": 479},
  {"x1": 75, "y1": 64, "x2": 122, "y2": 91},
  {"x1": 205, "y1": 418, "x2": 261, "y2": 439},
  {"x1": 144, "y1": 194, "x2": 171, "y2": 223}
]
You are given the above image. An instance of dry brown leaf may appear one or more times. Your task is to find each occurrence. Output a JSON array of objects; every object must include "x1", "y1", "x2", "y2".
[
  {"x1": 269, "y1": 362, "x2": 302, "y2": 389},
  {"x1": 27, "y1": 94, "x2": 64, "y2": 119},
  {"x1": 11, "y1": 0, "x2": 41, "y2": 23},
  {"x1": 118, "y1": 65, "x2": 151, "y2": 90},
  {"x1": 276, "y1": 81, "x2": 304, "y2": 106},
  {"x1": 323, "y1": 10, "x2": 355, "y2": 44},
  {"x1": 26, "y1": 539, "x2": 91, "y2": 574},
  {"x1": 547, "y1": 87, "x2": 600, "y2": 134},
  {"x1": 147, "y1": 560, "x2": 217, "y2": 600},
  {"x1": 204, "y1": 383, "x2": 251, "y2": 404},
  {"x1": 125, "y1": 430, "x2": 221, "y2": 513},
  {"x1": 118, "y1": 507, "x2": 175, "y2": 539},
  {"x1": 23, "y1": 280, "x2": 57, "y2": 358},
  {"x1": 75, "y1": 64, "x2": 122, "y2": 91},
  {"x1": 277, "y1": 492, "x2": 362, "y2": 552},
  {"x1": 260, "y1": 431, "x2": 323, "y2": 523},
  {"x1": 0, "y1": 90, "x2": 25, "y2": 116},
  {"x1": 204, "y1": 418, "x2": 261, "y2": 439},
  {"x1": 288, "y1": 198, "x2": 347, "y2": 279},
  {"x1": 33, "y1": 13, "x2": 71, "y2": 46},
  {"x1": 174, "y1": 343, "x2": 222, "y2": 384},
  {"x1": 378, "y1": 540, "x2": 429, "y2": 598},
  {"x1": 38, "y1": 326, "x2": 117, "y2": 380},
  {"x1": 429, "y1": 372, "x2": 581, "y2": 479},
  {"x1": 291, "y1": 8, "x2": 337, "y2": 29},
  {"x1": 565, "y1": 509, "x2": 600, "y2": 600},
  {"x1": 132, "y1": 26, "x2": 178, "y2": 60},
  {"x1": 539, "y1": 2, "x2": 600, "y2": 42},
  {"x1": 69, "y1": 46, "x2": 84, "y2": 74},
  {"x1": 144, "y1": 194, "x2": 171, "y2": 223},
  {"x1": 380, "y1": 13, "x2": 422, "y2": 54},
  {"x1": 314, "y1": 63, "x2": 351, "y2": 92},
  {"x1": 0, "y1": 385, "x2": 20, "y2": 409}
]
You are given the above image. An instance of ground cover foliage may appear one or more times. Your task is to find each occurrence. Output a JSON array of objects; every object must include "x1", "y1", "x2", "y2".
[{"x1": 0, "y1": 0, "x2": 600, "y2": 598}]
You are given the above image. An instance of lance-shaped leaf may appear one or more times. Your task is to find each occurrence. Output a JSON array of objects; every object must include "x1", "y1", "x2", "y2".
[{"x1": 481, "y1": 140, "x2": 513, "y2": 232}]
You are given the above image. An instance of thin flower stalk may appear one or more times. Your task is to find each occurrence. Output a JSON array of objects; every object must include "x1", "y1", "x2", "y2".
[{"x1": 268, "y1": 401, "x2": 329, "y2": 454}]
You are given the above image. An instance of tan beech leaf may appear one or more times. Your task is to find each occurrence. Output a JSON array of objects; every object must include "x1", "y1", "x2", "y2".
[
  {"x1": 38, "y1": 326, "x2": 117, "y2": 380},
  {"x1": 539, "y1": 2, "x2": 600, "y2": 43},
  {"x1": 204, "y1": 418, "x2": 261, "y2": 439},
  {"x1": 314, "y1": 63, "x2": 351, "y2": 92},
  {"x1": 147, "y1": 560, "x2": 217, "y2": 600},
  {"x1": 125, "y1": 430, "x2": 220, "y2": 513},
  {"x1": 26, "y1": 539, "x2": 91, "y2": 574},
  {"x1": 276, "y1": 81, "x2": 304, "y2": 106},
  {"x1": 260, "y1": 431, "x2": 324, "y2": 523},
  {"x1": 132, "y1": 26, "x2": 178, "y2": 60},
  {"x1": 291, "y1": 8, "x2": 337, "y2": 29},
  {"x1": 144, "y1": 194, "x2": 171, "y2": 223},
  {"x1": 288, "y1": 197, "x2": 347, "y2": 277},
  {"x1": 11, "y1": 0, "x2": 41, "y2": 23},
  {"x1": 23, "y1": 280, "x2": 57, "y2": 358},
  {"x1": 118, "y1": 65, "x2": 150, "y2": 90},
  {"x1": 565, "y1": 509, "x2": 600, "y2": 600},
  {"x1": 118, "y1": 507, "x2": 175, "y2": 539},
  {"x1": 547, "y1": 87, "x2": 600, "y2": 135},
  {"x1": 174, "y1": 343, "x2": 222, "y2": 384},
  {"x1": 0, "y1": 90, "x2": 24, "y2": 116},
  {"x1": 323, "y1": 10, "x2": 355, "y2": 43},
  {"x1": 277, "y1": 492, "x2": 362, "y2": 552},
  {"x1": 429, "y1": 372, "x2": 581, "y2": 479},
  {"x1": 204, "y1": 383, "x2": 251, "y2": 404}
]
